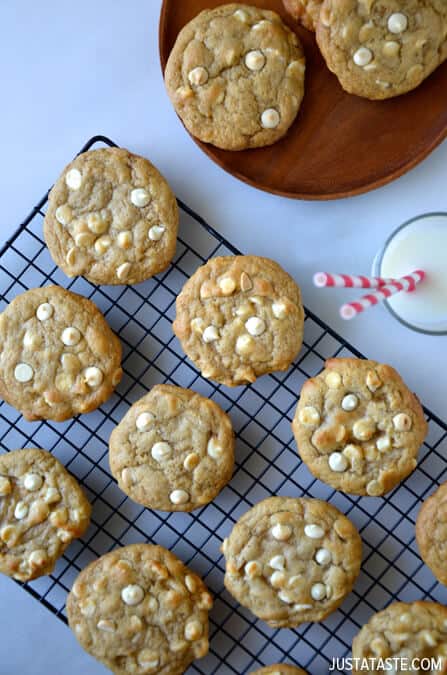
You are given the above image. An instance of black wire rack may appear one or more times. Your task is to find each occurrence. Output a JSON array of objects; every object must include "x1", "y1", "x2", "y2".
[{"x1": 1, "y1": 135, "x2": 447, "y2": 675}]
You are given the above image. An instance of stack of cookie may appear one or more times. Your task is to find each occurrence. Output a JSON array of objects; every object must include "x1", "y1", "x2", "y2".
[
  {"x1": 1, "y1": 144, "x2": 446, "y2": 673},
  {"x1": 163, "y1": 2, "x2": 447, "y2": 152}
]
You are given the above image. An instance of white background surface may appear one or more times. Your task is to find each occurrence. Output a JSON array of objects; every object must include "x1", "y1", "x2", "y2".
[{"x1": 0, "y1": 1, "x2": 446, "y2": 673}]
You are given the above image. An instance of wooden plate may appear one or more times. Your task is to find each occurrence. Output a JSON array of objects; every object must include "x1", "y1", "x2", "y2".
[{"x1": 159, "y1": 0, "x2": 447, "y2": 200}]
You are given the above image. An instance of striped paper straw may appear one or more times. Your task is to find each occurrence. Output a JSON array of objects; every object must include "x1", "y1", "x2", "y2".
[
  {"x1": 340, "y1": 270, "x2": 426, "y2": 320},
  {"x1": 313, "y1": 272, "x2": 394, "y2": 289}
]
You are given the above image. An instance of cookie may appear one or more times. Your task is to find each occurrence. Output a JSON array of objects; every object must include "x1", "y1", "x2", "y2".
[
  {"x1": 352, "y1": 601, "x2": 447, "y2": 672},
  {"x1": 67, "y1": 543, "x2": 212, "y2": 675},
  {"x1": 293, "y1": 358, "x2": 427, "y2": 497},
  {"x1": 0, "y1": 286, "x2": 122, "y2": 421},
  {"x1": 173, "y1": 256, "x2": 304, "y2": 387},
  {"x1": 109, "y1": 384, "x2": 234, "y2": 511},
  {"x1": 0, "y1": 448, "x2": 91, "y2": 581},
  {"x1": 44, "y1": 147, "x2": 179, "y2": 285},
  {"x1": 283, "y1": 0, "x2": 322, "y2": 31},
  {"x1": 251, "y1": 668, "x2": 306, "y2": 675},
  {"x1": 316, "y1": 0, "x2": 447, "y2": 100},
  {"x1": 164, "y1": 4, "x2": 306, "y2": 150},
  {"x1": 416, "y1": 482, "x2": 447, "y2": 586},
  {"x1": 222, "y1": 496, "x2": 362, "y2": 628}
]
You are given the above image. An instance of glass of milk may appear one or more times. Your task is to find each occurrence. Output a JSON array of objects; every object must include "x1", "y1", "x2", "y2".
[{"x1": 372, "y1": 213, "x2": 447, "y2": 335}]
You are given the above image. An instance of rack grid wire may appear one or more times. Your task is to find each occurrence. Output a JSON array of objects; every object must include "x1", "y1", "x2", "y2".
[{"x1": 1, "y1": 136, "x2": 446, "y2": 675}]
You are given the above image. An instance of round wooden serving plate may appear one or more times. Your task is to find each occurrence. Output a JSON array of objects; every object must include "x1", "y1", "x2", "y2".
[{"x1": 159, "y1": 0, "x2": 447, "y2": 200}]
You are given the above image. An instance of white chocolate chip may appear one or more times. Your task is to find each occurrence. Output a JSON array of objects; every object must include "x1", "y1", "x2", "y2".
[
  {"x1": 269, "y1": 555, "x2": 285, "y2": 571},
  {"x1": 218, "y1": 277, "x2": 236, "y2": 295},
  {"x1": 252, "y1": 20, "x2": 271, "y2": 30},
  {"x1": 14, "y1": 501, "x2": 28, "y2": 520},
  {"x1": 117, "y1": 262, "x2": 132, "y2": 281},
  {"x1": 278, "y1": 590, "x2": 294, "y2": 604},
  {"x1": 245, "y1": 316, "x2": 266, "y2": 336},
  {"x1": 298, "y1": 406, "x2": 320, "y2": 426},
  {"x1": 366, "y1": 370, "x2": 382, "y2": 391},
  {"x1": 304, "y1": 524, "x2": 324, "y2": 539},
  {"x1": 202, "y1": 326, "x2": 219, "y2": 343},
  {"x1": 353, "y1": 47, "x2": 373, "y2": 67},
  {"x1": 315, "y1": 548, "x2": 332, "y2": 566},
  {"x1": 294, "y1": 603, "x2": 313, "y2": 611},
  {"x1": 170, "y1": 489, "x2": 190, "y2": 505},
  {"x1": 185, "y1": 575, "x2": 197, "y2": 593},
  {"x1": 233, "y1": 9, "x2": 249, "y2": 22},
  {"x1": 240, "y1": 272, "x2": 253, "y2": 292},
  {"x1": 329, "y1": 452, "x2": 349, "y2": 472},
  {"x1": 326, "y1": 371, "x2": 342, "y2": 388},
  {"x1": 185, "y1": 619, "x2": 203, "y2": 641},
  {"x1": 244, "y1": 560, "x2": 261, "y2": 578},
  {"x1": 23, "y1": 473, "x2": 43, "y2": 492},
  {"x1": 207, "y1": 438, "x2": 223, "y2": 459},
  {"x1": 55, "y1": 205, "x2": 73, "y2": 226},
  {"x1": 272, "y1": 302, "x2": 287, "y2": 319},
  {"x1": 121, "y1": 584, "x2": 144, "y2": 606},
  {"x1": 383, "y1": 41, "x2": 400, "y2": 58},
  {"x1": 235, "y1": 334, "x2": 254, "y2": 355},
  {"x1": 311, "y1": 582, "x2": 327, "y2": 601},
  {"x1": 61, "y1": 326, "x2": 81, "y2": 346},
  {"x1": 87, "y1": 212, "x2": 109, "y2": 235},
  {"x1": 245, "y1": 50, "x2": 266, "y2": 71},
  {"x1": 94, "y1": 235, "x2": 112, "y2": 255},
  {"x1": 261, "y1": 109, "x2": 280, "y2": 129},
  {"x1": 0, "y1": 476, "x2": 12, "y2": 496},
  {"x1": 117, "y1": 231, "x2": 133, "y2": 249},
  {"x1": 97, "y1": 619, "x2": 116, "y2": 633},
  {"x1": 270, "y1": 571, "x2": 286, "y2": 588},
  {"x1": 66, "y1": 247, "x2": 77, "y2": 266},
  {"x1": 366, "y1": 479, "x2": 382, "y2": 497},
  {"x1": 138, "y1": 651, "x2": 159, "y2": 669},
  {"x1": 148, "y1": 225, "x2": 165, "y2": 241},
  {"x1": 393, "y1": 413, "x2": 412, "y2": 432},
  {"x1": 136, "y1": 411, "x2": 154, "y2": 432},
  {"x1": 44, "y1": 487, "x2": 61, "y2": 504},
  {"x1": 183, "y1": 453, "x2": 200, "y2": 471},
  {"x1": 74, "y1": 231, "x2": 95, "y2": 247},
  {"x1": 83, "y1": 366, "x2": 103, "y2": 388},
  {"x1": 188, "y1": 66, "x2": 209, "y2": 86},
  {"x1": 388, "y1": 12, "x2": 408, "y2": 34},
  {"x1": 130, "y1": 188, "x2": 151, "y2": 208},
  {"x1": 28, "y1": 549, "x2": 47, "y2": 568},
  {"x1": 353, "y1": 418, "x2": 376, "y2": 441},
  {"x1": 65, "y1": 168, "x2": 82, "y2": 190},
  {"x1": 271, "y1": 523, "x2": 292, "y2": 541},
  {"x1": 190, "y1": 317, "x2": 205, "y2": 334},
  {"x1": 36, "y1": 303, "x2": 53, "y2": 321},
  {"x1": 342, "y1": 394, "x2": 359, "y2": 412},
  {"x1": 376, "y1": 436, "x2": 391, "y2": 452},
  {"x1": 151, "y1": 442, "x2": 172, "y2": 462},
  {"x1": 14, "y1": 363, "x2": 34, "y2": 383}
]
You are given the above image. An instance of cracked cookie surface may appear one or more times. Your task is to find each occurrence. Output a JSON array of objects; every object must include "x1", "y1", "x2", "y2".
[
  {"x1": 316, "y1": 0, "x2": 447, "y2": 100},
  {"x1": 173, "y1": 256, "x2": 304, "y2": 387},
  {"x1": 222, "y1": 496, "x2": 362, "y2": 628},
  {"x1": 283, "y1": 0, "x2": 323, "y2": 31},
  {"x1": 109, "y1": 384, "x2": 235, "y2": 512},
  {"x1": 293, "y1": 358, "x2": 427, "y2": 496},
  {"x1": 0, "y1": 286, "x2": 122, "y2": 421},
  {"x1": 251, "y1": 666, "x2": 307, "y2": 675},
  {"x1": 165, "y1": 3, "x2": 306, "y2": 150},
  {"x1": 0, "y1": 448, "x2": 91, "y2": 581},
  {"x1": 67, "y1": 543, "x2": 212, "y2": 675},
  {"x1": 352, "y1": 601, "x2": 447, "y2": 672},
  {"x1": 44, "y1": 147, "x2": 179, "y2": 285},
  {"x1": 416, "y1": 482, "x2": 447, "y2": 587}
]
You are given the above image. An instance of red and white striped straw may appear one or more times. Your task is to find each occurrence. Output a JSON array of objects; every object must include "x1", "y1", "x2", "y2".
[
  {"x1": 313, "y1": 272, "x2": 394, "y2": 289},
  {"x1": 340, "y1": 270, "x2": 426, "y2": 320}
]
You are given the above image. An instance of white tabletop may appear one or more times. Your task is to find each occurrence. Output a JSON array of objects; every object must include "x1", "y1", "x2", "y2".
[{"x1": 1, "y1": 1, "x2": 446, "y2": 673}]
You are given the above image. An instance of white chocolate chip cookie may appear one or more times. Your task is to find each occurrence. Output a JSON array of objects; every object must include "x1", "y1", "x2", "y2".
[
  {"x1": 293, "y1": 358, "x2": 427, "y2": 496},
  {"x1": 0, "y1": 448, "x2": 91, "y2": 581},
  {"x1": 109, "y1": 384, "x2": 235, "y2": 511},
  {"x1": 352, "y1": 601, "x2": 447, "y2": 672},
  {"x1": 44, "y1": 147, "x2": 179, "y2": 285},
  {"x1": 0, "y1": 286, "x2": 122, "y2": 421},
  {"x1": 67, "y1": 543, "x2": 212, "y2": 675},
  {"x1": 222, "y1": 496, "x2": 362, "y2": 628},
  {"x1": 316, "y1": 0, "x2": 447, "y2": 100},
  {"x1": 165, "y1": 4, "x2": 306, "y2": 150},
  {"x1": 416, "y1": 481, "x2": 447, "y2": 587},
  {"x1": 173, "y1": 256, "x2": 304, "y2": 386}
]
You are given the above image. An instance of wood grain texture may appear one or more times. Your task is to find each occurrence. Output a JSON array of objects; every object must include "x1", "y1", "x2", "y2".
[{"x1": 159, "y1": 0, "x2": 447, "y2": 200}]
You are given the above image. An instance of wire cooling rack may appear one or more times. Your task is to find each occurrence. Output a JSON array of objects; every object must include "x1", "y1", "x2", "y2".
[{"x1": 1, "y1": 136, "x2": 447, "y2": 675}]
